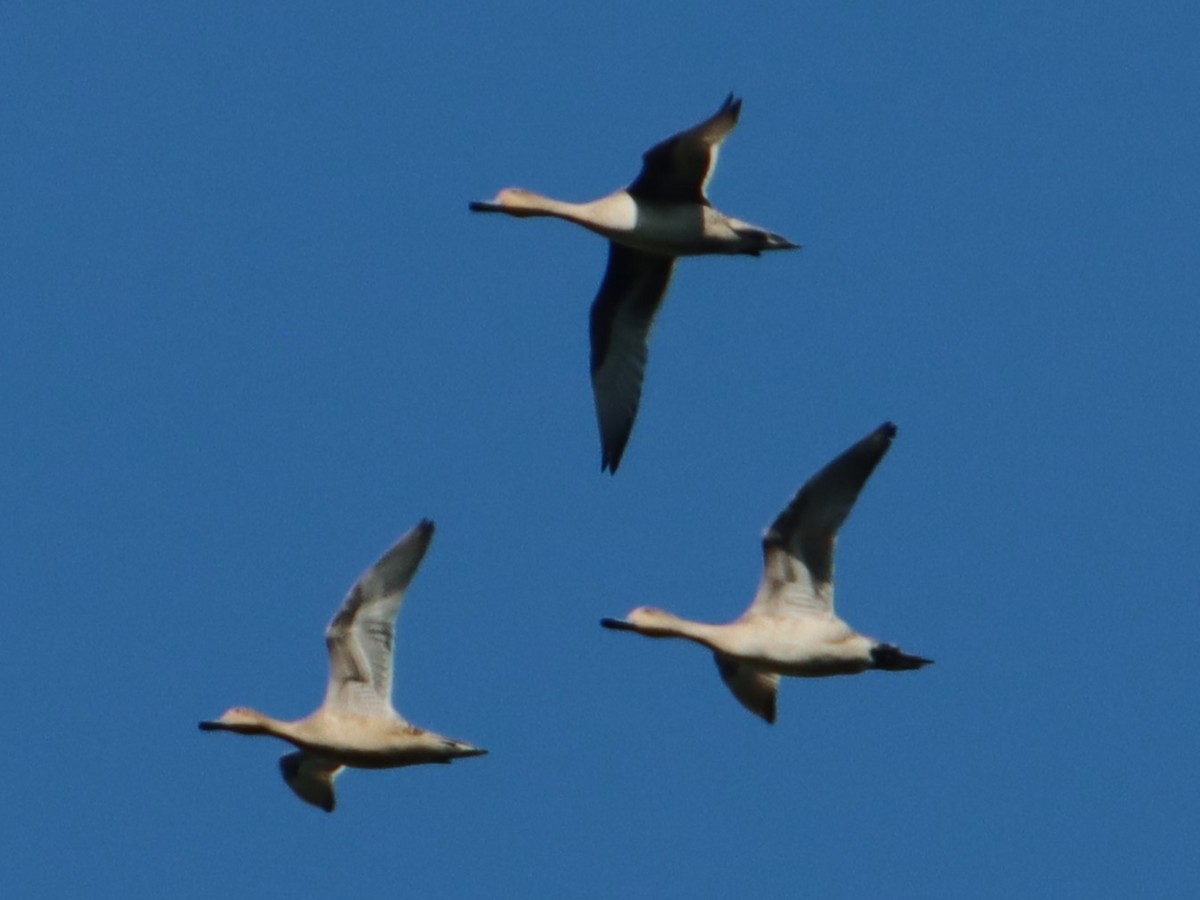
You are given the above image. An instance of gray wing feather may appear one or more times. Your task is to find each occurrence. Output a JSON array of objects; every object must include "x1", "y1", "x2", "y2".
[
  {"x1": 589, "y1": 243, "x2": 676, "y2": 473},
  {"x1": 627, "y1": 94, "x2": 742, "y2": 204},
  {"x1": 279, "y1": 751, "x2": 343, "y2": 812},
  {"x1": 714, "y1": 654, "x2": 779, "y2": 723},
  {"x1": 323, "y1": 520, "x2": 434, "y2": 716},
  {"x1": 750, "y1": 423, "x2": 897, "y2": 618}
]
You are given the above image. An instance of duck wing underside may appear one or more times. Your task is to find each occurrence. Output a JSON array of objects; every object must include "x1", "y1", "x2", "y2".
[
  {"x1": 279, "y1": 751, "x2": 343, "y2": 812},
  {"x1": 627, "y1": 94, "x2": 742, "y2": 205},
  {"x1": 714, "y1": 653, "x2": 780, "y2": 724},
  {"x1": 589, "y1": 243, "x2": 676, "y2": 473}
]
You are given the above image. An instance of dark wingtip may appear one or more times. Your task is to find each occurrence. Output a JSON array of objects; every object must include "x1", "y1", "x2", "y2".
[
  {"x1": 762, "y1": 695, "x2": 777, "y2": 725},
  {"x1": 279, "y1": 753, "x2": 299, "y2": 778},
  {"x1": 600, "y1": 433, "x2": 633, "y2": 474},
  {"x1": 198, "y1": 720, "x2": 219, "y2": 731},
  {"x1": 878, "y1": 421, "x2": 899, "y2": 440},
  {"x1": 468, "y1": 201, "x2": 496, "y2": 213},
  {"x1": 600, "y1": 617, "x2": 635, "y2": 631}
]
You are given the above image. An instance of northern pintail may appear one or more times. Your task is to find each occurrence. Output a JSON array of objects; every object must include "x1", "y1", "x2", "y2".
[
  {"x1": 471, "y1": 95, "x2": 798, "y2": 472},
  {"x1": 200, "y1": 521, "x2": 485, "y2": 811},
  {"x1": 601, "y1": 423, "x2": 930, "y2": 722}
]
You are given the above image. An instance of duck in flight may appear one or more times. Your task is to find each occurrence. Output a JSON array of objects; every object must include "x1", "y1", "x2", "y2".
[
  {"x1": 600, "y1": 423, "x2": 931, "y2": 722},
  {"x1": 470, "y1": 95, "x2": 799, "y2": 472},
  {"x1": 200, "y1": 521, "x2": 485, "y2": 811}
]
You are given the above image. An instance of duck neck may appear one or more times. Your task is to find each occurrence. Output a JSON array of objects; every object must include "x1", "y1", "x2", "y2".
[
  {"x1": 639, "y1": 612, "x2": 725, "y2": 651},
  {"x1": 505, "y1": 191, "x2": 636, "y2": 237},
  {"x1": 208, "y1": 709, "x2": 302, "y2": 743},
  {"x1": 512, "y1": 192, "x2": 603, "y2": 228}
]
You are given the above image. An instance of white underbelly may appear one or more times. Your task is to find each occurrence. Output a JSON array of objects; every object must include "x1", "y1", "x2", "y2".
[{"x1": 589, "y1": 198, "x2": 737, "y2": 256}]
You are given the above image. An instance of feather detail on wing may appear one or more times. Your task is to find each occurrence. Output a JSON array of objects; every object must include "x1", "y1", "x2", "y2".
[
  {"x1": 589, "y1": 243, "x2": 676, "y2": 473},
  {"x1": 715, "y1": 654, "x2": 779, "y2": 723},
  {"x1": 279, "y1": 751, "x2": 343, "y2": 812},
  {"x1": 749, "y1": 423, "x2": 897, "y2": 618},
  {"x1": 323, "y1": 520, "x2": 434, "y2": 716},
  {"x1": 627, "y1": 94, "x2": 742, "y2": 204}
]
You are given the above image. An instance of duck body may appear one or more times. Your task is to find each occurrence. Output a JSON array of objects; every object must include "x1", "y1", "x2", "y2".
[
  {"x1": 603, "y1": 607, "x2": 874, "y2": 677},
  {"x1": 472, "y1": 189, "x2": 794, "y2": 258},
  {"x1": 717, "y1": 614, "x2": 877, "y2": 677},
  {"x1": 201, "y1": 707, "x2": 482, "y2": 768}
]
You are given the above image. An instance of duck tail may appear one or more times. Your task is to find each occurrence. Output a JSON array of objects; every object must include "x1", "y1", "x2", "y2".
[{"x1": 870, "y1": 643, "x2": 933, "y2": 671}]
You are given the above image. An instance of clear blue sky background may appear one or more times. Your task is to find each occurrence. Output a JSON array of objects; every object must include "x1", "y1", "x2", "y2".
[{"x1": 3, "y1": 2, "x2": 1198, "y2": 897}]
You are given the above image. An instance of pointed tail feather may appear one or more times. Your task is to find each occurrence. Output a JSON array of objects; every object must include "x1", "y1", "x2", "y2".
[{"x1": 870, "y1": 644, "x2": 933, "y2": 671}]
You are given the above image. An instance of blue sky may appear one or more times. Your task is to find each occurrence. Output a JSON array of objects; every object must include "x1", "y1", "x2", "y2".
[{"x1": 3, "y1": 1, "x2": 1198, "y2": 897}]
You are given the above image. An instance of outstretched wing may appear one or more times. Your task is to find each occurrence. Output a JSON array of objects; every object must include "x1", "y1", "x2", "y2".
[
  {"x1": 626, "y1": 94, "x2": 742, "y2": 205},
  {"x1": 749, "y1": 423, "x2": 897, "y2": 619},
  {"x1": 589, "y1": 243, "x2": 676, "y2": 473},
  {"x1": 323, "y1": 520, "x2": 435, "y2": 716},
  {"x1": 715, "y1": 654, "x2": 780, "y2": 724},
  {"x1": 279, "y1": 751, "x2": 343, "y2": 812}
]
